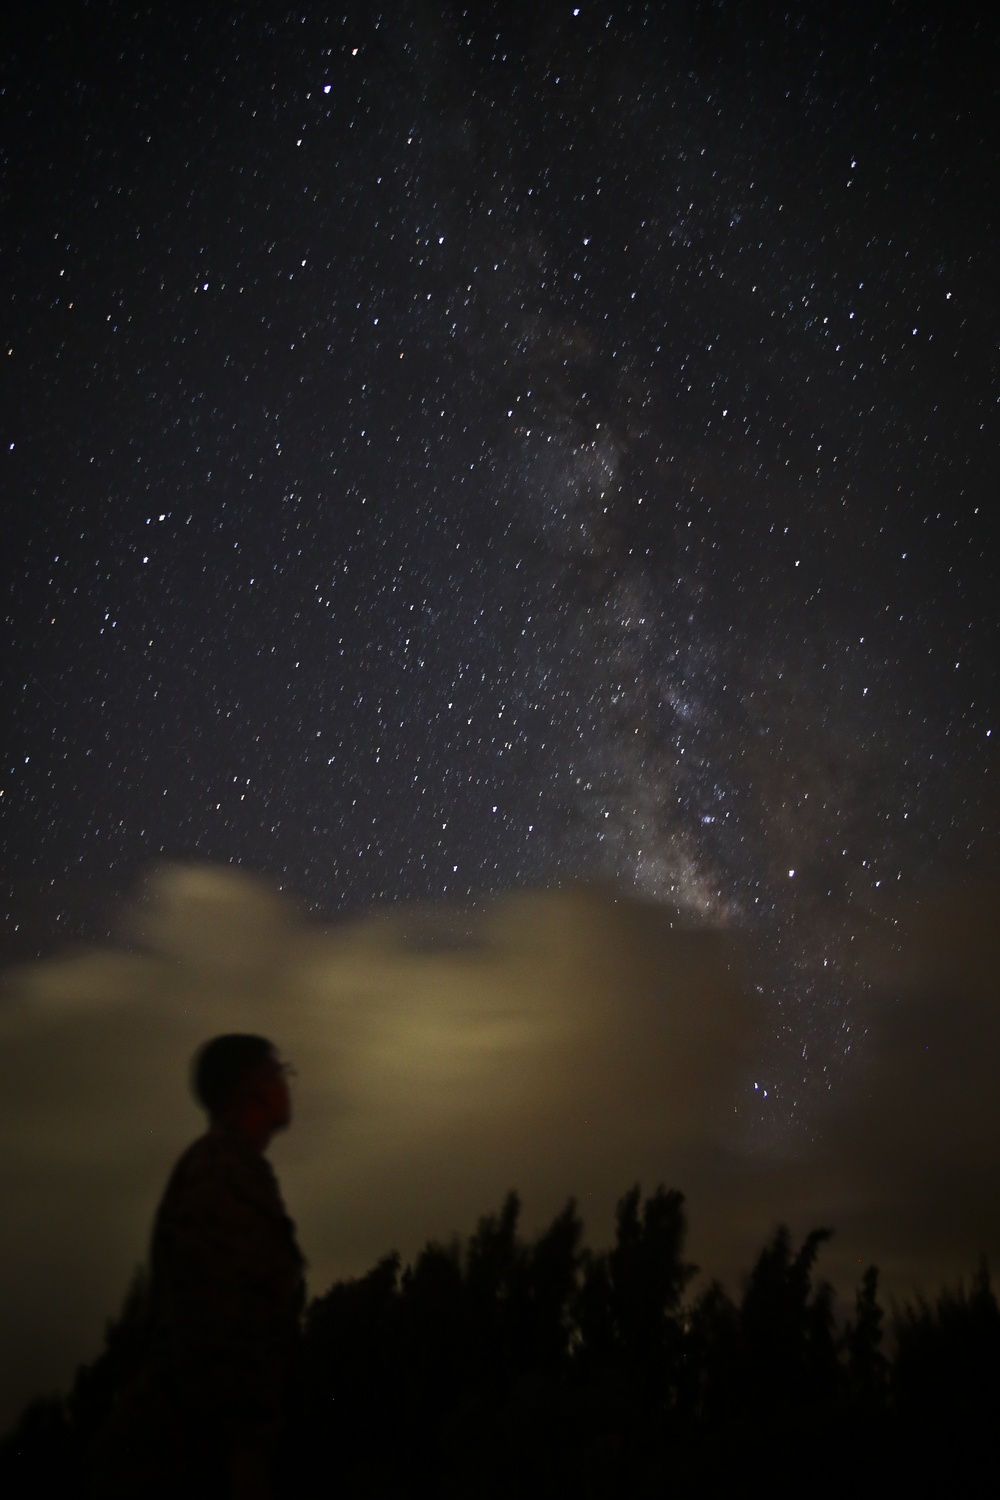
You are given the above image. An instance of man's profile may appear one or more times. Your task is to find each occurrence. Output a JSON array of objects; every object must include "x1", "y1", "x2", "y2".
[{"x1": 93, "y1": 1035, "x2": 305, "y2": 1500}]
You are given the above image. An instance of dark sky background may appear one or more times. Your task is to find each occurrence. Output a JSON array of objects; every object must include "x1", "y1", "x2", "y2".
[
  {"x1": 2, "y1": 0, "x2": 1000, "y2": 1430},
  {"x1": 3, "y1": 7, "x2": 998, "y2": 1159}
]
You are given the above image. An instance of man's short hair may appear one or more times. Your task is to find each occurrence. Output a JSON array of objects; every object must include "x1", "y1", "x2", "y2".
[{"x1": 192, "y1": 1034, "x2": 276, "y2": 1118}]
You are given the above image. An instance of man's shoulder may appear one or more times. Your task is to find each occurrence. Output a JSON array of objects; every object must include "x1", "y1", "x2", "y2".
[
  {"x1": 153, "y1": 1125, "x2": 303, "y2": 1274},
  {"x1": 174, "y1": 1123, "x2": 254, "y2": 1166},
  {"x1": 163, "y1": 1125, "x2": 277, "y2": 1204}
]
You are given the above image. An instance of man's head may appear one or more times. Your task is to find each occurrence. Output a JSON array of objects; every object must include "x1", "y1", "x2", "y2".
[{"x1": 191, "y1": 1034, "x2": 292, "y2": 1145}]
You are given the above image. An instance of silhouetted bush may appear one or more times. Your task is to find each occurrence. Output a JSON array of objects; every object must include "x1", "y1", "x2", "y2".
[
  {"x1": 893, "y1": 1258, "x2": 1000, "y2": 1420},
  {"x1": 887, "y1": 1261, "x2": 1000, "y2": 1487},
  {"x1": 0, "y1": 1396, "x2": 80, "y2": 1500},
  {"x1": 845, "y1": 1264, "x2": 888, "y2": 1405},
  {"x1": 6, "y1": 1186, "x2": 1000, "y2": 1498},
  {"x1": 0, "y1": 1267, "x2": 151, "y2": 1499}
]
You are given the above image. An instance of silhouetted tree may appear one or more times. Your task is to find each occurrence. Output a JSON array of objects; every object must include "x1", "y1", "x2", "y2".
[
  {"x1": 520, "y1": 1196, "x2": 583, "y2": 1374},
  {"x1": 844, "y1": 1264, "x2": 888, "y2": 1405},
  {"x1": 681, "y1": 1278, "x2": 741, "y2": 1424},
  {"x1": 0, "y1": 1396, "x2": 79, "y2": 1500},
  {"x1": 67, "y1": 1266, "x2": 151, "y2": 1444},
  {"x1": 886, "y1": 1260, "x2": 1000, "y2": 1491},
  {"x1": 0, "y1": 1267, "x2": 151, "y2": 1500},
  {"x1": 463, "y1": 1190, "x2": 525, "y2": 1392},
  {"x1": 893, "y1": 1258, "x2": 1000, "y2": 1423},
  {"x1": 575, "y1": 1179, "x2": 697, "y2": 1468},
  {"x1": 287, "y1": 1252, "x2": 401, "y2": 1493},
  {"x1": 739, "y1": 1224, "x2": 838, "y2": 1416}
]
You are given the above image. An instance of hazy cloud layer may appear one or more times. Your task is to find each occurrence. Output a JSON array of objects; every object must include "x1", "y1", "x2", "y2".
[
  {"x1": 806, "y1": 885, "x2": 1000, "y2": 1282},
  {"x1": 2, "y1": 867, "x2": 997, "y2": 1429}
]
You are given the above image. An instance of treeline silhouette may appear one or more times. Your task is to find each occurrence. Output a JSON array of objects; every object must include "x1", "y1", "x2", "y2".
[{"x1": 4, "y1": 1185, "x2": 1000, "y2": 1496}]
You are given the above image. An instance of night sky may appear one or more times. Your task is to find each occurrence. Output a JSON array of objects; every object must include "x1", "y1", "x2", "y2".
[{"x1": 4, "y1": 2, "x2": 998, "y2": 1133}]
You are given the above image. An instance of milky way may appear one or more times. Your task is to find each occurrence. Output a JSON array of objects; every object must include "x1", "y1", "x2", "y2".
[{"x1": 3, "y1": 4, "x2": 997, "y2": 1132}]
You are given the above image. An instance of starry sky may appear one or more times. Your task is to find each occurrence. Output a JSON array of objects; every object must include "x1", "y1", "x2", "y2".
[{"x1": 3, "y1": 2, "x2": 998, "y2": 1131}]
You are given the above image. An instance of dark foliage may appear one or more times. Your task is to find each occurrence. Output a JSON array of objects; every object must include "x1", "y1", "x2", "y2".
[
  {"x1": 889, "y1": 1260, "x2": 1000, "y2": 1485},
  {"x1": 4, "y1": 1188, "x2": 1000, "y2": 1498},
  {"x1": 0, "y1": 1396, "x2": 79, "y2": 1500},
  {"x1": 0, "y1": 1268, "x2": 151, "y2": 1499},
  {"x1": 845, "y1": 1263, "x2": 888, "y2": 1405},
  {"x1": 576, "y1": 1184, "x2": 695, "y2": 1395}
]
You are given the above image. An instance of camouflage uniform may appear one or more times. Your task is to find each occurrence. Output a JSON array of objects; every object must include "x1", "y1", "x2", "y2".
[{"x1": 92, "y1": 1122, "x2": 305, "y2": 1496}]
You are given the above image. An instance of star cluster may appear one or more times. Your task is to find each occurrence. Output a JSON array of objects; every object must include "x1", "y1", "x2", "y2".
[{"x1": 3, "y1": 3, "x2": 997, "y2": 1129}]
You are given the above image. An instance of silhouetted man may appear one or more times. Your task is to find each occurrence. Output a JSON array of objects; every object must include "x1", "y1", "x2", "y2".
[{"x1": 94, "y1": 1035, "x2": 305, "y2": 1500}]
